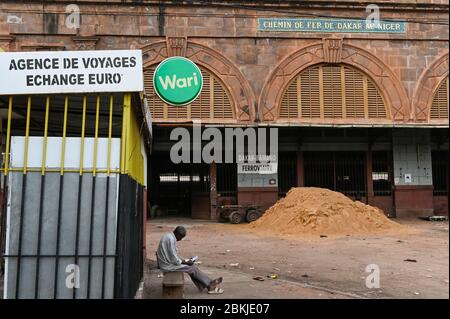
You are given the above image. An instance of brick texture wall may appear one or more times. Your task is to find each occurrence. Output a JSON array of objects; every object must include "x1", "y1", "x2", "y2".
[{"x1": 0, "y1": 1, "x2": 448, "y2": 124}]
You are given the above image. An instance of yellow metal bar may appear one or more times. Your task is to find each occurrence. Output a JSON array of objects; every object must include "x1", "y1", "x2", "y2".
[
  {"x1": 107, "y1": 95, "x2": 114, "y2": 176},
  {"x1": 4, "y1": 96, "x2": 13, "y2": 175},
  {"x1": 41, "y1": 96, "x2": 50, "y2": 175},
  {"x1": 60, "y1": 96, "x2": 69, "y2": 175},
  {"x1": 23, "y1": 96, "x2": 32, "y2": 175},
  {"x1": 2, "y1": 168, "x2": 120, "y2": 174},
  {"x1": 120, "y1": 94, "x2": 131, "y2": 175},
  {"x1": 93, "y1": 95, "x2": 100, "y2": 176},
  {"x1": 79, "y1": 96, "x2": 87, "y2": 175}
]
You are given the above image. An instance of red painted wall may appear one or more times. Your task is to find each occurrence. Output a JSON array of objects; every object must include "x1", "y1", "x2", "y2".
[
  {"x1": 238, "y1": 187, "x2": 279, "y2": 212},
  {"x1": 394, "y1": 185, "x2": 434, "y2": 217}
]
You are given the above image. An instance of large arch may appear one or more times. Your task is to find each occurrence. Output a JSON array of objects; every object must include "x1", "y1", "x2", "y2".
[
  {"x1": 140, "y1": 38, "x2": 256, "y2": 122},
  {"x1": 412, "y1": 52, "x2": 449, "y2": 122},
  {"x1": 260, "y1": 39, "x2": 410, "y2": 123}
]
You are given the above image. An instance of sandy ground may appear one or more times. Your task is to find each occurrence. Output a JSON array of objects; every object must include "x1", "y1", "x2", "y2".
[{"x1": 145, "y1": 217, "x2": 449, "y2": 299}]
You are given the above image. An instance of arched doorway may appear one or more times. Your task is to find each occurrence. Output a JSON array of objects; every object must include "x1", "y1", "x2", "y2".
[{"x1": 142, "y1": 39, "x2": 254, "y2": 219}]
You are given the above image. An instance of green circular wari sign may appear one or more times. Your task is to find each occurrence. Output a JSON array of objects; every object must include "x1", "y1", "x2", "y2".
[{"x1": 153, "y1": 56, "x2": 203, "y2": 106}]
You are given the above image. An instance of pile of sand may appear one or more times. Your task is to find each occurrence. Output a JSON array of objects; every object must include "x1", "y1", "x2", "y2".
[{"x1": 250, "y1": 187, "x2": 405, "y2": 236}]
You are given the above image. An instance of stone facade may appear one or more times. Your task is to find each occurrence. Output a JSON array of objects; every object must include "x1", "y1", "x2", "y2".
[
  {"x1": 0, "y1": 0, "x2": 448, "y2": 126},
  {"x1": 0, "y1": 1, "x2": 448, "y2": 217}
]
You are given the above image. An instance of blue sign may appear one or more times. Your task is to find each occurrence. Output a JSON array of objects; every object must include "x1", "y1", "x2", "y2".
[{"x1": 258, "y1": 18, "x2": 407, "y2": 34}]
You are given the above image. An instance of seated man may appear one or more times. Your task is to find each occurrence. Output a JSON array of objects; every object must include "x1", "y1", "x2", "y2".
[{"x1": 156, "y1": 225, "x2": 224, "y2": 294}]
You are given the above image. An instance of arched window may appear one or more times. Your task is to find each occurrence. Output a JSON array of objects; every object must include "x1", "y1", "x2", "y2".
[
  {"x1": 430, "y1": 77, "x2": 449, "y2": 120},
  {"x1": 144, "y1": 66, "x2": 234, "y2": 120},
  {"x1": 279, "y1": 64, "x2": 387, "y2": 120}
]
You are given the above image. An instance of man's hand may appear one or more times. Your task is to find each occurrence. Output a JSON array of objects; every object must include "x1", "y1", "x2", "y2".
[{"x1": 182, "y1": 259, "x2": 194, "y2": 266}]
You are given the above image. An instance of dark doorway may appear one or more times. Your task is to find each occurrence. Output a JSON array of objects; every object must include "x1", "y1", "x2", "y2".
[
  {"x1": 278, "y1": 152, "x2": 297, "y2": 197},
  {"x1": 304, "y1": 151, "x2": 367, "y2": 200},
  {"x1": 217, "y1": 163, "x2": 237, "y2": 205},
  {"x1": 149, "y1": 152, "x2": 210, "y2": 219}
]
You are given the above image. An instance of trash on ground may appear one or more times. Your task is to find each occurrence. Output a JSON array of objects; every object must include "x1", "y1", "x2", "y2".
[
  {"x1": 404, "y1": 259, "x2": 417, "y2": 262},
  {"x1": 253, "y1": 276, "x2": 264, "y2": 281},
  {"x1": 419, "y1": 216, "x2": 448, "y2": 221}
]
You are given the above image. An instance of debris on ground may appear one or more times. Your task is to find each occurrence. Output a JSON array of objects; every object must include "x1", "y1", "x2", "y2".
[
  {"x1": 419, "y1": 216, "x2": 448, "y2": 221},
  {"x1": 267, "y1": 274, "x2": 278, "y2": 279},
  {"x1": 249, "y1": 187, "x2": 406, "y2": 236},
  {"x1": 302, "y1": 274, "x2": 309, "y2": 278},
  {"x1": 253, "y1": 276, "x2": 264, "y2": 281},
  {"x1": 404, "y1": 259, "x2": 417, "y2": 262},
  {"x1": 229, "y1": 263, "x2": 239, "y2": 267}
]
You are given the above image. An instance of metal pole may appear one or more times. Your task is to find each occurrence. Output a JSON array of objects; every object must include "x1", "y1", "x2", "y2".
[
  {"x1": 34, "y1": 95, "x2": 51, "y2": 298},
  {"x1": 15, "y1": 96, "x2": 32, "y2": 299},
  {"x1": 53, "y1": 95, "x2": 69, "y2": 298}
]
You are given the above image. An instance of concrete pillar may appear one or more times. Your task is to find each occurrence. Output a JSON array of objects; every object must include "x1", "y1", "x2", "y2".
[{"x1": 392, "y1": 129, "x2": 434, "y2": 217}]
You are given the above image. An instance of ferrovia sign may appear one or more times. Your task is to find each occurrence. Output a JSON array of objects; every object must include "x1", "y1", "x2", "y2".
[
  {"x1": 153, "y1": 56, "x2": 203, "y2": 106},
  {"x1": 0, "y1": 50, "x2": 143, "y2": 95}
]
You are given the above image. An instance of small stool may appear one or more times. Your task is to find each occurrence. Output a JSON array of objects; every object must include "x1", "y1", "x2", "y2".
[{"x1": 162, "y1": 271, "x2": 184, "y2": 299}]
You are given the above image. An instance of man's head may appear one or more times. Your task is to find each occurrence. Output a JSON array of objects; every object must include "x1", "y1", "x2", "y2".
[{"x1": 173, "y1": 226, "x2": 187, "y2": 241}]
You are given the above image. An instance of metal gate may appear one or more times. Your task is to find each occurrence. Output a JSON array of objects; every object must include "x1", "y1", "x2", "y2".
[
  {"x1": 217, "y1": 163, "x2": 237, "y2": 204},
  {"x1": 278, "y1": 152, "x2": 297, "y2": 197},
  {"x1": 149, "y1": 152, "x2": 210, "y2": 218},
  {"x1": 0, "y1": 93, "x2": 146, "y2": 299},
  {"x1": 432, "y1": 150, "x2": 449, "y2": 196},
  {"x1": 304, "y1": 151, "x2": 367, "y2": 199}
]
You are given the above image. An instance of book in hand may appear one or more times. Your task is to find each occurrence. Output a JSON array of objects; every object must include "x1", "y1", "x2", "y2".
[{"x1": 189, "y1": 256, "x2": 199, "y2": 262}]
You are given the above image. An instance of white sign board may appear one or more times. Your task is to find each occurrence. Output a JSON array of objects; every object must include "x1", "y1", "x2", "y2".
[
  {"x1": 404, "y1": 173, "x2": 412, "y2": 184},
  {"x1": 10, "y1": 136, "x2": 121, "y2": 170},
  {"x1": 238, "y1": 163, "x2": 278, "y2": 174},
  {"x1": 0, "y1": 50, "x2": 143, "y2": 95}
]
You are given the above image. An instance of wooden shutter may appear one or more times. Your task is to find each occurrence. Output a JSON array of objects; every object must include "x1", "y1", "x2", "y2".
[
  {"x1": 430, "y1": 77, "x2": 449, "y2": 120},
  {"x1": 143, "y1": 66, "x2": 234, "y2": 121},
  {"x1": 300, "y1": 66, "x2": 321, "y2": 118},
  {"x1": 344, "y1": 66, "x2": 365, "y2": 118},
  {"x1": 279, "y1": 77, "x2": 299, "y2": 118},
  {"x1": 278, "y1": 64, "x2": 387, "y2": 120},
  {"x1": 322, "y1": 65, "x2": 343, "y2": 118},
  {"x1": 367, "y1": 79, "x2": 387, "y2": 119}
]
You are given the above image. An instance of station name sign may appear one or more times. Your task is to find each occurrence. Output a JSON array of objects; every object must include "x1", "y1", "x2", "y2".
[
  {"x1": 238, "y1": 163, "x2": 278, "y2": 174},
  {"x1": 0, "y1": 50, "x2": 143, "y2": 95},
  {"x1": 258, "y1": 18, "x2": 406, "y2": 33}
]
